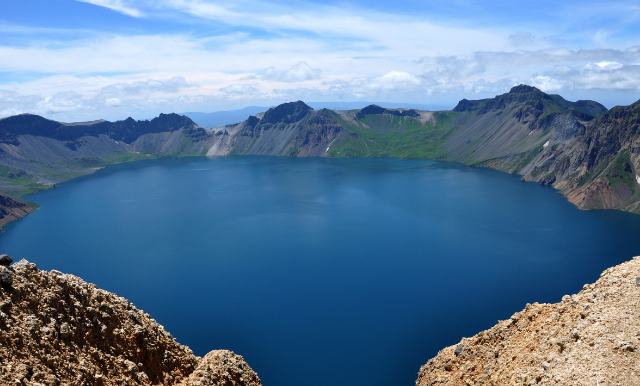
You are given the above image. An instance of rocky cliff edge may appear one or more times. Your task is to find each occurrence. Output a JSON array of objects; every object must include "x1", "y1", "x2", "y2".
[
  {"x1": 0, "y1": 255, "x2": 261, "y2": 386},
  {"x1": 417, "y1": 256, "x2": 640, "y2": 386}
]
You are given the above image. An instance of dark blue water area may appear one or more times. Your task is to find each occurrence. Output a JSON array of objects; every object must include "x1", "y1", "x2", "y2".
[{"x1": 2, "y1": 156, "x2": 640, "y2": 386}]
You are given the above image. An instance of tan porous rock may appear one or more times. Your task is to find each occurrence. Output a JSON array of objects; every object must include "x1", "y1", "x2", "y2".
[
  {"x1": 416, "y1": 256, "x2": 640, "y2": 386},
  {"x1": 177, "y1": 350, "x2": 262, "y2": 386},
  {"x1": 0, "y1": 256, "x2": 261, "y2": 386}
]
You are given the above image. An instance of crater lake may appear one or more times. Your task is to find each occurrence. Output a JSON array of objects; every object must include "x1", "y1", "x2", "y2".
[{"x1": 2, "y1": 156, "x2": 640, "y2": 386}]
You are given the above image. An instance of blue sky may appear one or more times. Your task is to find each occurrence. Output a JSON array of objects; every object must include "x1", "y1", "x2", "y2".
[{"x1": 1, "y1": 0, "x2": 639, "y2": 121}]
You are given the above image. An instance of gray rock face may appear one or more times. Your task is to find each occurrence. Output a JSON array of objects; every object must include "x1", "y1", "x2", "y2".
[
  {"x1": 0, "y1": 254, "x2": 12, "y2": 266},
  {"x1": 549, "y1": 111, "x2": 587, "y2": 143},
  {"x1": 0, "y1": 268, "x2": 12, "y2": 287}
]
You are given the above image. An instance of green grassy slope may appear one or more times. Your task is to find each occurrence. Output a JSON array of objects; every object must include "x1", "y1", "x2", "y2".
[{"x1": 328, "y1": 112, "x2": 458, "y2": 159}]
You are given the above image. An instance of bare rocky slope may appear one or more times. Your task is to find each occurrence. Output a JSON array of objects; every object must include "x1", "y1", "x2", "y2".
[
  {"x1": 0, "y1": 255, "x2": 261, "y2": 386},
  {"x1": 416, "y1": 256, "x2": 640, "y2": 386},
  {"x1": 523, "y1": 99, "x2": 640, "y2": 212},
  {"x1": 0, "y1": 194, "x2": 37, "y2": 228}
]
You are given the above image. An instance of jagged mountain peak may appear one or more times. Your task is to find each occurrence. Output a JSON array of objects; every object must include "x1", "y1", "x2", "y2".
[
  {"x1": 245, "y1": 115, "x2": 261, "y2": 128},
  {"x1": 356, "y1": 104, "x2": 420, "y2": 119},
  {"x1": 509, "y1": 84, "x2": 540, "y2": 94},
  {"x1": 452, "y1": 84, "x2": 607, "y2": 118},
  {"x1": 260, "y1": 101, "x2": 314, "y2": 125},
  {"x1": 360, "y1": 105, "x2": 386, "y2": 115},
  {"x1": 452, "y1": 98, "x2": 482, "y2": 112},
  {"x1": 148, "y1": 112, "x2": 196, "y2": 128},
  {"x1": 0, "y1": 114, "x2": 64, "y2": 145},
  {"x1": 0, "y1": 114, "x2": 60, "y2": 127},
  {"x1": 457, "y1": 86, "x2": 551, "y2": 113}
]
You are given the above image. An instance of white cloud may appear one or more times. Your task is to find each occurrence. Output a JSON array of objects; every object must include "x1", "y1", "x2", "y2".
[
  {"x1": 36, "y1": 92, "x2": 87, "y2": 114},
  {"x1": 0, "y1": 77, "x2": 200, "y2": 121},
  {"x1": 320, "y1": 70, "x2": 424, "y2": 100},
  {"x1": 370, "y1": 71, "x2": 421, "y2": 90},
  {"x1": 530, "y1": 76, "x2": 567, "y2": 92},
  {"x1": 97, "y1": 77, "x2": 193, "y2": 98},
  {"x1": 410, "y1": 46, "x2": 640, "y2": 96},
  {"x1": 75, "y1": 0, "x2": 143, "y2": 17},
  {"x1": 419, "y1": 56, "x2": 487, "y2": 80},
  {"x1": 417, "y1": 46, "x2": 640, "y2": 73},
  {"x1": 263, "y1": 62, "x2": 321, "y2": 83},
  {"x1": 0, "y1": 108, "x2": 23, "y2": 118},
  {"x1": 105, "y1": 98, "x2": 122, "y2": 106},
  {"x1": 3, "y1": 0, "x2": 640, "y2": 120},
  {"x1": 561, "y1": 63, "x2": 640, "y2": 91},
  {"x1": 133, "y1": 0, "x2": 506, "y2": 51},
  {"x1": 585, "y1": 61, "x2": 624, "y2": 71},
  {"x1": 221, "y1": 84, "x2": 258, "y2": 95}
]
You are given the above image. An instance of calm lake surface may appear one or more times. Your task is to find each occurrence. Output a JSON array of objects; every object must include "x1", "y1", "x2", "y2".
[{"x1": 2, "y1": 156, "x2": 640, "y2": 386}]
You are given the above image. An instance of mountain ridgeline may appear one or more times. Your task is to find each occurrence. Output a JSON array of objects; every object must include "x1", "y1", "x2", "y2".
[{"x1": 1, "y1": 85, "x2": 640, "y2": 221}]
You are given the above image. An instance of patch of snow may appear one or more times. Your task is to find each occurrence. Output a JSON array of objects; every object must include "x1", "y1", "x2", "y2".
[
  {"x1": 543, "y1": 140, "x2": 550, "y2": 148},
  {"x1": 636, "y1": 175, "x2": 640, "y2": 184},
  {"x1": 528, "y1": 131, "x2": 533, "y2": 136}
]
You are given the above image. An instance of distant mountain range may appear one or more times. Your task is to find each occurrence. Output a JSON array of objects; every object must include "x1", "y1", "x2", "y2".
[
  {"x1": 1, "y1": 84, "x2": 639, "y2": 226},
  {"x1": 181, "y1": 106, "x2": 270, "y2": 128}
]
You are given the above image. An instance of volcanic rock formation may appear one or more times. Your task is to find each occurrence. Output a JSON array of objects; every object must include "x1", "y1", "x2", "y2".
[
  {"x1": 0, "y1": 256, "x2": 260, "y2": 386},
  {"x1": 416, "y1": 256, "x2": 640, "y2": 386}
]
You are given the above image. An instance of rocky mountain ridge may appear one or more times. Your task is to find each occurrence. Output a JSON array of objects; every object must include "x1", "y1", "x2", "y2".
[
  {"x1": 416, "y1": 255, "x2": 640, "y2": 386},
  {"x1": 0, "y1": 255, "x2": 261, "y2": 386},
  {"x1": 523, "y1": 99, "x2": 640, "y2": 212},
  {"x1": 0, "y1": 113, "x2": 203, "y2": 146},
  {"x1": 1, "y1": 85, "x2": 640, "y2": 227}
]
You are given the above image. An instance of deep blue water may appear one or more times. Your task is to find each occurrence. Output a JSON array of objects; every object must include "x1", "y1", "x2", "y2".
[{"x1": 2, "y1": 156, "x2": 640, "y2": 386}]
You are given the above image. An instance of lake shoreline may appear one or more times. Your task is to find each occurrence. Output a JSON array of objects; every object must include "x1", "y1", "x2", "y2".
[{"x1": 1, "y1": 152, "x2": 633, "y2": 231}]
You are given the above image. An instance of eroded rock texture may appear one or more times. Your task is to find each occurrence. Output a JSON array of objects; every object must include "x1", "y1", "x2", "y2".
[
  {"x1": 0, "y1": 257, "x2": 261, "y2": 386},
  {"x1": 417, "y1": 256, "x2": 640, "y2": 386}
]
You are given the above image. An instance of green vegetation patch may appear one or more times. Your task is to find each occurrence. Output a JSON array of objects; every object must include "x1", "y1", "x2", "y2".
[
  {"x1": 0, "y1": 165, "x2": 29, "y2": 179},
  {"x1": 0, "y1": 178, "x2": 48, "y2": 197},
  {"x1": 40, "y1": 170, "x2": 87, "y2": 181},
  {"x1": 328, "y1": 112, "x2": 458, "y2": 159},
  {"x1": 578, "y1": 160, "x2": 608, "y2": 187},
  {"x1": 605, "y1": 150, "x2": 637, "y2": 191},
  {"x1": 0, "y1": 165, "x2": 48, "y2": 197},
  {"x1": 104, "y1": 152, "x2": 154, "y2": 164},
  {"x1": 539, "y1": 103, "x2": 563, "y2": 121},
  {"x1": 70, "y1": 156, "x2": 104, "y2": 168}
]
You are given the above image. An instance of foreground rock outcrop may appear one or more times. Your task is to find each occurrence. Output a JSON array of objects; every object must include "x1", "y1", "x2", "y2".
[
  {"x1": 0, "y1": 257, "x2": 261, "y2": 386},
  {"x1": 417, "y1": 256, "x2": 640, "y2": 386}
]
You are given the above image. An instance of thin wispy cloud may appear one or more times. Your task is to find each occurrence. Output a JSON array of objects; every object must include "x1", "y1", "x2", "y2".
[
  {"x1": 76, "y1": 0, "x2": 144, "y2": 17},
  {"x1": 264, "y1": 62, "x2": 322, "y2": 83}
]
